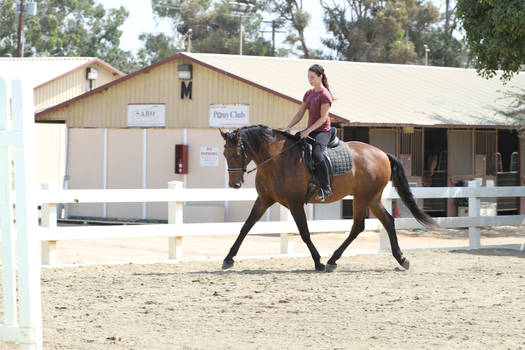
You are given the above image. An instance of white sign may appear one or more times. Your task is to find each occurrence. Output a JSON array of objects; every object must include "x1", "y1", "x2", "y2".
[
  {"x1": 128, "y1": 104, "x2": 166, "y2": 127},
  {"x1": 209, "y1": 104, "x2": 249, "y2": 127},
  {"x1": 200, "y1": 146, "x2": 220, "y2": 167}
]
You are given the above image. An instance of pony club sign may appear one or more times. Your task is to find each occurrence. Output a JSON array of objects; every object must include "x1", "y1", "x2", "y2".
[
  {"x1": 127, "y1": 103, "x2": 166, "y2": 127},
  {"x1": 209, "y1": 104, "x2": 250, "y2": 127}
]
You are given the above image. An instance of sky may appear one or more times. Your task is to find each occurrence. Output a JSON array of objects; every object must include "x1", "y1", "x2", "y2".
[
  {"x1": 98, "y1": 0, "x2": 453, "y2": 57},
  {"x1": 97, "y1": 0, "x2": 328, "y2": 56}
]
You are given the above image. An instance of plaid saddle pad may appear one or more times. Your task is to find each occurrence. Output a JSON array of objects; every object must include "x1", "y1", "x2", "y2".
[{"x1": 326, "y1": 141, "x2": 353, "y2": 176}]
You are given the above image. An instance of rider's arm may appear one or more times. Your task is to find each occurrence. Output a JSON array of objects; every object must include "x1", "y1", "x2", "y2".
[{"x1": 284, "y1": 102, "x2": 307, "y2": 132}]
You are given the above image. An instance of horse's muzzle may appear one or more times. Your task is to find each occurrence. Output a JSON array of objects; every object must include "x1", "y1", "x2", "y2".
[{"x1": 231, "y1": 182, "x2": 242, "y2": 189}]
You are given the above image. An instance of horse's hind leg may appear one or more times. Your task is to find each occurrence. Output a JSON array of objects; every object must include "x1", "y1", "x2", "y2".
[
  {"x1": 369, "y1": 198, "x2": 409, "y2": 270},
  {"x1": 288, "y1": 201, "x2": 325, "y2": 271},
  {"x1": 326, "y1": 198, "x2": 368, "y2": 272},
  {"x1": 222, "y1": 196, "x2": 275, "y2": 269}
]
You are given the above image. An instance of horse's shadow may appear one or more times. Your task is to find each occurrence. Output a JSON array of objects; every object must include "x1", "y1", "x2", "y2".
[{"x1": 132, "y1": 267, "x2": 402, "y2": 277}]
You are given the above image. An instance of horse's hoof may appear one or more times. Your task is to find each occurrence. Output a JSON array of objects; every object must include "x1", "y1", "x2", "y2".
[
  {"x1": 401, "y1": 258, "x2": 410, "y2": 270},
  {"x1": 325, "y1": 263, "x2": 337, "y2": 273},
  {"x1": 222, "y1": 260, "x2": 234, "y2": 269},
  {"x1": 315, "y1": 263, "x2": 326, "y2": 272}
]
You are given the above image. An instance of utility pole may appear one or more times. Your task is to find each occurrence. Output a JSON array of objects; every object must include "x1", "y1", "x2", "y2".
[
  {"x1": 272, "y1": 20, "x2": 275, "y2": 53},
  {"x1": 424, "y1": 44, "x2": 430, "y2": 66},
  {"x1": 186, "y1": 28, "x2": 192, "y2": 53},
  {"x1": 239, "y1": 20, "x2": 243, "y2": 55},
  {"x1": 228, "y1": 1, "x2": 256, "y2": 55},
  {"x1": 17, "y1": 0, "x2": 25, "y2": 57},
  {"x1": 260, "y1": 19, "x2": 285, "y2": 56}
]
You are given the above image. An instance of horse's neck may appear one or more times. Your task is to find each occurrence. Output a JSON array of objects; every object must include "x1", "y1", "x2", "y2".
[{"x1": 247, "y1": 135, "x2": 290, "y2": 166}]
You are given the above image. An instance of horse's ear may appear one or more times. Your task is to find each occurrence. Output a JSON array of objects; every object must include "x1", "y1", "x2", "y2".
[
  {"x1": 219, "y1": 128, "x2": 227, "y2": 140},
  {"x1": 235, "y1": 129, "x2": 241, "y2": 143}
]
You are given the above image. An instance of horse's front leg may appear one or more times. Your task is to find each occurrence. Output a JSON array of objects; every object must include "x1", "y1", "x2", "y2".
[
  {"x1": 222, "y1": 196, "x2": 275, "y2": 269},
  {"x1": 289, "y1": 201, "x2": 325, "y2": 271}
]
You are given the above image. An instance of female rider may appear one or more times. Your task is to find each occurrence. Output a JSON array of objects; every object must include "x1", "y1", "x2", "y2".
[{"x1": 284, "y1": 64, "x2": 334, "y2": 201}]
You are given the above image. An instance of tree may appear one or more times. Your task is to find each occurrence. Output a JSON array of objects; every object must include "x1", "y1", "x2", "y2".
[
  {"x1": 145, "y1": 0, "x2": 273, "y2": 64},
  {"x1": 264, "y1": 0, "x2": 315, "y2": 58},
  {"x1": 439, "y1": 0, "x2": 457, "y2": 66},
  {"x1": 419, "y1": 27, "x2": 465, "y2": 67},
  {"x1": 498, "y1": 88, "x2": 525, "y2": 132},
  {"x1": 136, "y1": 33, "x2": 179, "y2": 66},
  {"x1": 404, "y1": 0, "x2": 466, "y2": 67},
  {"x1": 457, "y1": 0, "x2": 525, "y2": 81},
  {"x1": 0, "y1": 0, "x2": 18, "y2": 55},
  {"x1": 0, "y1": 0, "x2": 140, "y2": 73},
  {"x1": 320, "y1": 0, "x2": 439, "y2": 64}
]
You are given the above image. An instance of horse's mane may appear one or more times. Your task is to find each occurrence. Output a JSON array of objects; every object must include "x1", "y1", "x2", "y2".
[{"x1": 238, "y1": 124, "x2": 296, "y2": 152}]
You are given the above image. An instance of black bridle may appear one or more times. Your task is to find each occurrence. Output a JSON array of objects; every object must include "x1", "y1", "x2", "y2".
[
  {"x1": 225, "y1": 140, "x2": 248, "y2": 174},
  {"x1": 225, "y1": 132, "x2": 306, "y2": 181}
]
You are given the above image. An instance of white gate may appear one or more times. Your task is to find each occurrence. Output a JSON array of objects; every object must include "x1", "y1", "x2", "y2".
[{"x1": 0, "y1": 78, "x2": 43, "y2": 349}]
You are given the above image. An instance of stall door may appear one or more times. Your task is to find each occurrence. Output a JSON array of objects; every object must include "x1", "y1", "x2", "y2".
[
  {"x1": 448, "y1": 130, "x2": 473, "y2": 177},
  {"x1": 447, "y1": 130, "x2": 473, "y2": 216},
  {"x1": 370, "y1": 128, "x2": 397, "y2": 154}
]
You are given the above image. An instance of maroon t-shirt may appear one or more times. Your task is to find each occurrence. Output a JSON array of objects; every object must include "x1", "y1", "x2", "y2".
[{"x1": 303, "y1": 87, "x2": 333, "y2": 131}]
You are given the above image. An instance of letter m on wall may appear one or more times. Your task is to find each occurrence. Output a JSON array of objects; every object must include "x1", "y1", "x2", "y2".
[{"x1": 181, "y1": 81, "x2": 192, "y2": 99}]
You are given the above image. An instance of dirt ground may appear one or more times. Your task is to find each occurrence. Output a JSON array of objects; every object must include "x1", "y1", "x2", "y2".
[
  {"x1": 46, "y1": 225, "x2": 525, "y2": 265},
  {"x1": 0, "y1": 227, "x2": 524, "y2": 350}
]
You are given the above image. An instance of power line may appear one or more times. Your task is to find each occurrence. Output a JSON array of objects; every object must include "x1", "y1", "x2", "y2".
[{"x1": 260, "y1": 19, "x2": 287, "y2": 55}]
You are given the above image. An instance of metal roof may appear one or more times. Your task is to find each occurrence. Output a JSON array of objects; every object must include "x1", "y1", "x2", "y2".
[
  {"x1": 35, "y1": 53, "x2": 525, "y2": 127},
  {"x1": 183, "y1": 53, "x2": 525, "y2": 127},
  {"x1": 0, "y1": 57, "x2": 125, "y2": 88}
]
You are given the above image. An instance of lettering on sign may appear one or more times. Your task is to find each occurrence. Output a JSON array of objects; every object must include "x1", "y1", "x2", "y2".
[
  {"x1": 209, "y1": 104, "x2": 250, "y2": 127},
  {"x1": 181, "y1": 81, "x2": 192, "y2": 99},
  {"x1": 200, "y1": 146, "x2": 219, "y2": 167},
  {"x1": 127, "y1": 104, "x2": 166, "y2": 127}
]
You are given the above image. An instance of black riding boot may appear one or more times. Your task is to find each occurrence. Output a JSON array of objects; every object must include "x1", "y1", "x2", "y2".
[{"x1": 315, "y1": 160, "x2": 332, "y2": 201}]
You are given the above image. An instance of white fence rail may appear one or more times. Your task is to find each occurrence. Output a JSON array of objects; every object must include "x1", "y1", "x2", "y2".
[{"x1": 35, "y1": 180, "x2": 525, "y2": 265}]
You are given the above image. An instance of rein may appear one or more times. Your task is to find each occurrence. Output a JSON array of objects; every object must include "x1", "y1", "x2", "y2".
[
  {"x1": 227, "y1": 132, "x2": 309, "y2": 175},
  {"x1": 245, "y1": 137, "x2": 304, "y2": 174}
]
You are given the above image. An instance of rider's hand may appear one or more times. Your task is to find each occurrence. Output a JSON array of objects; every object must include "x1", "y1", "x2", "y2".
[
  {"x1": 282, "y1": 127, "x2": 291, "y2": 134},
  {"x1": 300, "y1": 129, "x2": 310, "y2": 139}
]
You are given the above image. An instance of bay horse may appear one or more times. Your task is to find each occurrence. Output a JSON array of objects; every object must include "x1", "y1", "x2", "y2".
[{"x1": 220, "y1": 125, "x2": 437, "y2": 272}]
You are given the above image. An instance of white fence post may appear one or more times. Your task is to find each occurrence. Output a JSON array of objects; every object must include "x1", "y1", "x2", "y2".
[
  {"x1": 279, "y1": 205, "x2": 294, "y2": 255},
  {"x1": 379, "y1": 181, "x2": 393, "y2": 251},
  {"x1": 0, "y1": 79, "x2": 44, "y2": 349},
  {"x1": 168, "y1": 181, "x2": 184, "y2": 260},
  {"x1": 13, "y1": 79, "x2": 43, "y2": 350},
  {"x1": 40, "y1": 183, "x2": 57, "y2": 265},
  {"x1": 0, "y1": 75, "x2": 18, "y2": 329},
  {"x1": 468, "y1": 179, "x2": 482, "y2": 249}
]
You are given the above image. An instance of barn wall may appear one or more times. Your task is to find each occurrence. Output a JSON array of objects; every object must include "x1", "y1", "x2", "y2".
[
  {"x1": 34, "y1": 61, "x2": 120, "y2": 114},
  {"x1": 65, "y1": 127, "x2": 289, "y2": 222},
  {"x1": 41, "y1": 58, "x2": 303, "y2": 130},
  {"x1": 35, "y1": 123, "x2": 66, "y2": 189},
  {"x1": 67, "y1": 128, "x2": 105, "y2": 217}
]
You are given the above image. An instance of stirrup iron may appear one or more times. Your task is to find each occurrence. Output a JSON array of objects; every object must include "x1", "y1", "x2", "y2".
[{"x1": 316, "y1": 187, "x2": 332, "y2": 201}]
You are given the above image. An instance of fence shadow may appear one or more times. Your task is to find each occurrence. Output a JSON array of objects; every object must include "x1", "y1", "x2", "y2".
[
  {"x1": 450, "y1": 248, "x2": 525, "y2": 258},
  {"x1": 398, "y1": 226, "x2": 525, "y2": 241}
]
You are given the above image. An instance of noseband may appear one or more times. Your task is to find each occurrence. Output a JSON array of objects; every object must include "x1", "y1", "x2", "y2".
[{"x1": 225, "y1": 140, "x2": 248, "y2": 183}]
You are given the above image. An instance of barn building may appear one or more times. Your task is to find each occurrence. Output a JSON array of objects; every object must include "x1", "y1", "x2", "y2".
[
  {"x1": 1, "y1": 57, "x2": 125, "y2": 189},
  {"x1": 34, "y1": 53, "x2": 525, "y2": 222}
]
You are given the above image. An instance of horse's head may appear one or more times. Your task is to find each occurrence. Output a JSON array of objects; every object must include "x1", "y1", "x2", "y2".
[{"x1": 220, "y1": 128, "x2": 251, "y2": 189}]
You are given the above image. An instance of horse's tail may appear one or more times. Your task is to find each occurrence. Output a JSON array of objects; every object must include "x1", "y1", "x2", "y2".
[{"x1": 386, "y1": 153, "x2": 438, "y2": 229}]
